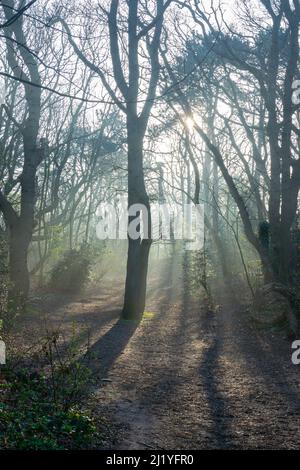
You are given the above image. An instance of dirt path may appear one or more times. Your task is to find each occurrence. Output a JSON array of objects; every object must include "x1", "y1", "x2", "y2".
[
  {"x1": 87, "y1": 253, "x2": 300, "y2": 450},
  {"x1": 15, "y1": 250, "x2": 300, "y2": 449}
]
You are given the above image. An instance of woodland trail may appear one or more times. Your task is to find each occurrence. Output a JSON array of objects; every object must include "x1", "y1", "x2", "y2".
[
  {"x1": 88, "y1": 251, "x2": 300, "y2": 450},
  {"x1": 17, "y1": 249, "x2": 300, "y2": 450}
]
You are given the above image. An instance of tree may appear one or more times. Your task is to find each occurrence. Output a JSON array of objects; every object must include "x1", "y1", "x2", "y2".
[
  {"x1": 0, "y1": 0, "x2": 43, "y2": 307},
  {"x1": 164, "y1": 0, "x2": 300, "y2": 285},
  {"x1": 53, "y1": 0, "x2": 174, "y2": 319}
]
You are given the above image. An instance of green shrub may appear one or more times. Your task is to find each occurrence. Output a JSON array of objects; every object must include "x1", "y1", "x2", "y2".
[
  {"x1": 0, "y1": 386, "x2": 97, "y2": 450},
  {"x1": 0, "y1": 332, "x2": 102, "y2": 450},
  {"x1": 49, "y1": 245, "x2": 93, "y2": 293}
]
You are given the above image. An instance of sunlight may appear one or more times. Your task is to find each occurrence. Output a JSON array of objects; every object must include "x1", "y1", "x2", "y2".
[
  {"x1": 217, "y1": 99, "x2": 232, "y2": 118},
  {"x1": 0, "y1": 0, "x2": 298, "y2": 454},
  {"x1": 185, "y1": 115, "x2": 195, "y2": 132}
]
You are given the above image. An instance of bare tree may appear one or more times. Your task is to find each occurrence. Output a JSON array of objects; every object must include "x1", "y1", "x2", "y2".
[
  {"x1": 0, "y1": 0, "x2": 43, "y2": 307},
  {"x1": 53, "y1": 0, "x2": 174, "y2": 319}
]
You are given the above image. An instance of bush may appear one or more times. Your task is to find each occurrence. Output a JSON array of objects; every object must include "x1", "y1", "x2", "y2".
[
  {"x1": 0, "y1": 332, "x2": 102, "y2": 450},
  {"x1": 49, "y1": 245, "x2": 93, "y2": 293},
  {"x1": 0, "y1": 370, "x2": 98, "y2": 450}
]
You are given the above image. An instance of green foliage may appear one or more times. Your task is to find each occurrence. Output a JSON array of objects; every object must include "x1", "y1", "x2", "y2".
[
  {"x1": 0, "y1": 380, "x2": 97, "y2": 450},
  {"x1": 40, "y1": 330, "x2": 93, "y2": 409},
  {"x1": 49, "y1": 244, "x2": 93, "y2": 293},
  {"x1": 0, "y1": 332, "x2": 101, "y2": 450}
]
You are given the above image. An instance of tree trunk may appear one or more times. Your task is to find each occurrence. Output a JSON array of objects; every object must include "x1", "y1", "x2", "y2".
[
  {"x1": 122, "y1": 119, "x2": 152, "y2": 320},
  {"x1": 122, "y1": 238, "x2": 152, "y2": 320},
  {"x1": 278, "y1": 225, "x2": 293, "y2": 284},
  {"x1": 8, "y1": 225, "x2": 30, "y2": 309}
]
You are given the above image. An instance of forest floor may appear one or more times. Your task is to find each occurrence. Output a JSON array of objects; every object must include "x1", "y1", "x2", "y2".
[{"x1": 10, "y1": 249, "x2": 300, "y2": 450}]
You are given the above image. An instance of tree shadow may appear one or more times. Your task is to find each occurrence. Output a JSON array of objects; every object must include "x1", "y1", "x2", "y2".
[
  {"x1": 208, "y1": 292, "x2": 300, "y2": 448},
  {"x1": 180, "y1": 249, "x2": 232, "y2": 449},
  {"x1": 82, "y1": 317, "x2": 140, "y2": 378},
  {"x1": 232, "y1": 310, "x2": 300, "y2": 413},
  {"x1": 119, "y1": 252, "x2": 186, "y2": 408},
  {"x1": 131, "y1": 252, "x2": 198, "y2": 407},
  {"x1": 198, "y1": 307, "x2": 231, "y2": 449}
]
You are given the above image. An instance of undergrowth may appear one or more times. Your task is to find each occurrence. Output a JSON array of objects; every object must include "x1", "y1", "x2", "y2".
[{"x1": 0, "y1": 331, "x2": 104, "y2": 450}]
